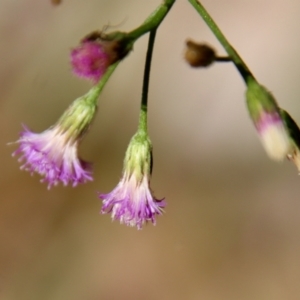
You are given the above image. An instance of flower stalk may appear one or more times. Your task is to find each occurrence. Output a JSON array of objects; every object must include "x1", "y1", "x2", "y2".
[
  {"x1": 125, "y1": 0, "x2": 176, "y2": 42},
  {"x1": 104, "y1": 0, "x2": 176, "y2": 50},
  {"x1": 99, "y1": 30, "x2": 165, "y2": 229},
  {"x1": 188, "y1": 0, "x2": 254, "y2": 84},
  {"x1": 138, "y1": 29, "x2": 157, "y2": 133}
]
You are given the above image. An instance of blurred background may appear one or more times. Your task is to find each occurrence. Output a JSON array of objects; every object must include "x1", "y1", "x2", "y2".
[{"x1": 1, "y1": 0, "x2": 300, "y2": 299}]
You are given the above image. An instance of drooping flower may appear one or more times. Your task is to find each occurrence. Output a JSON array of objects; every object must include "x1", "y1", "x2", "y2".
[
  {"x1": 246, "y1": 79, "x2": 291, "y2": 160},
  {"x1": 99, "y1": 131, "x2": 165, "y2": 229},
  {"x1": 12, "y1": 87, "x2": 99, "y2": 188}
]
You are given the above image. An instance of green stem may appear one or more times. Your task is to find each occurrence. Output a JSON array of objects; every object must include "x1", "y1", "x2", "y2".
[
  {"x1": 188, "y1": 0, "x2": 255, "y2": 84},
  {"x1": 215, "y1": 56, "x2": 231, "y2": 62},
  {"x1": 86, "y1": 0, "x2": 175, "y2": 108},
  {"x1": 138, "y1": 30, "x2": 157, "y2": 133},
  {"x1": 127, "y1": 0, "x2": 176, "y2": 41},
  {"x1": 95, "y1": 61, "x2": 120, "y2": 94},
  {"x1": 86, "y1": 61, "x2": 120, "y2": 106}
]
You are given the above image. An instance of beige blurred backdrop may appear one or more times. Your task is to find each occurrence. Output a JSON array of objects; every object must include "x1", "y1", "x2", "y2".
[{"x1": 1, "y1": 0, "x2": 300, "y2": 299}]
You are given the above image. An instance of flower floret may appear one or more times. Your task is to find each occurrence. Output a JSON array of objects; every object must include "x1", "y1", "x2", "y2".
[
  {"x1": 100, "y1": 171, "x2": 165, "y2": 229},
  {"x1": 13, "y1": 126, "x2": 92, "y2": 188}
]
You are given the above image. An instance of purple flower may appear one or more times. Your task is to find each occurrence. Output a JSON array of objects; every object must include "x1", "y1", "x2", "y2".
[
  {"x1": 71, "y1": 41, "x2": 110, "y2": 82},
  {"x1": 12, "y1": 87, "x2": 99, "y2": 188},
  {"x1": 13, "y1": 126, "x2": 92, "y2": 188},
  {"x1": 100, "y1": 174, "x2": 165, "y2": 230},
  {"x1": 99, "y1": 131, "x2": 165, "y2": 229}
]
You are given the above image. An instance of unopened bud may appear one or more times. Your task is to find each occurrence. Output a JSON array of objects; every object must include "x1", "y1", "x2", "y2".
[
  {"x1": 71, "y1": 30, "x2": 129, "y2": 82},
  {"x1": 246, "y1": 80, "x2": 291, "y2": 160},
  {"x1": 184, "y1": 40, "x2": 216, "y2": 67}
]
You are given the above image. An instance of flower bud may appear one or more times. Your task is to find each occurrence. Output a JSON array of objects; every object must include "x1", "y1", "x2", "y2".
[
  {"x1": 246, "y1": 80, "x2": 291, "y2": 160},
  {"x1": 70, "y1": 31, "x2": 128, "y2": 83},
  {"x1": 184, "y1": 40, "x2": 216, "y2": 67}
]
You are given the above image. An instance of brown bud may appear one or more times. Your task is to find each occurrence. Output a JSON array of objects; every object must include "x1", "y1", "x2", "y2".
[
  {"x1": 184, "y1": 40, "x2": 216, "y2": 67},
  {"x1": 51, "y1": 0, "x2": 62, "y2": 5}
]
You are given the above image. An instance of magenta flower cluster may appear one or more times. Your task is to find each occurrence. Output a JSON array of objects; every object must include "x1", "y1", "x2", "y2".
[
  {"x1": 12, "y1": 101, "x2": 165, "y2": 228},
  {"x1": 71, "y1": 41, "x2": 110, "y2": 83},
  {"x1": 12, "y1": 36, "x2": 165, "y2": 229},
  {"x1": 13, "y1": 123, "x2": 165, "y2": 228}
]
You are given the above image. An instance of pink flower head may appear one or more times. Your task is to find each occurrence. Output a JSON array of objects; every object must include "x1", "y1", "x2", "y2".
[
  {"x1": 71, "y1": 41, "x2": 110, "y2": 82},
  {"x1": 100, "y1": 173, "x2": 165, "y2": 230},
  {"x1": 13, "y1": 126, "x2": 92, "y2": 188},
  {"x1": 99, "y1": 132, "x2": 165, "y2": 229},
  {"x1": 12, "y1": 87, "x2": 99, "y2": 188}
]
